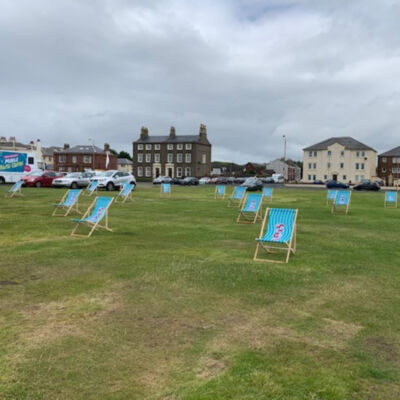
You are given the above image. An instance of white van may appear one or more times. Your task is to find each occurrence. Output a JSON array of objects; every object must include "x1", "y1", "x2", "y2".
[
  {"x1": 272, "y1": 173, "x2": 285, "y2": 183},
  {"x1": 0, "y1": 150, "x2": 45, "y2": 184}
]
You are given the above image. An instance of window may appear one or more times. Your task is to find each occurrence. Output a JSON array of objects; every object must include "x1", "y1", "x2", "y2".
[
  {"x1": 382, "y1": 157, "x2": 387, "y2": 163},
  {"x1": 177, "y1": 144, "x2": 183, "y2": 150},
  {"x1": 313, "y1": 163, "x2": 316, "y2": 169},
  {"x1": 154, "y1": 153, "x2": 160, "y2": 163},
  {"x1": 356, "y1": 151, "x2": 360, "y2": 157},
  {"x1": 137, "y1": 153, "x2": 143, "y2": 162},
  {"x1": 382, "y1": 167, "x2": 386, "y2": 173},
  {"x1": 393, "y1": 157, "x2": 400, "y2": 163},
  {"x1": 137, "y1": 167, "x2": 143, "y2": 177},
  {"x1": 308, "y1": 175, "x2": 312, "y2": 180},
  {"x1": 145, "y1": 144, "x2": 152, "y2": 150},
  {"x1": 167, "y1": 144, "x2": 173, "y2": 150},
  {"x1": 27, "y1": 156, "x2": 34, "y2": 165},
  {"x1": 83, "y1": 155, "x2": 92, "y2": 164},
  {"x1": 340, "y1": 163, "x2": 344, "y2": 169},
  {"x1": 361, "y1": 163, "x2": 364, "y2": 170},
  {"x1": 176, "y1": 167, "x2": 182, "y2": 177},
  {"x1": 185, "y1": 143, "x2": 192, "y2": 150},
  {"x1": 145, "y1": 167, "x2": 151, "y2": 177},
  {"x1": 67, "y1": 167, "x2": 72, "y2": 172},
  {"x1": 72, "y1": 156, "x2": 77, "y2": 164},
  {"x1": 392, "y1": 167, "x2": 400, "y2": 173},
  {"x1": 341, "y1": 151, "x2": 345, "y2": 156},
  {"x1": 313, "y1": 174, "x2": 316, "y2": 180},
  {"x1": 308, "y1": 163, "x2": 312, "y2": 169},
  {"x1": 185, "y1": 167, "x2": 191, "y2": 176},
  {"x1": 185, "y1": 153, "x2": 191, "y2": 163},
  {"x1": 327, "y1": 150, "x2": 332, "y2": 156},
  {"x1": 202, "y1": 154, "x2": 206, "y2": 164},
  {"x1": 355, "y1": 175, "x2": 359, "y2": 181},
  {"x1": 308, "y1": 151, "x2": 312, "y2": 157},
  {"x1": 137, "y1": 144, "x2": 143, "y2": 150},
  {"x1": 324, "y1": 175, "x2": 327, "y2": 180},
  {"x1": 154, "y1": 144, "x2": 161, "y2": 150},
  {"x1": 145, "y1": 153, "x2": 151, "y2": 163},
  {"x1": 361, "y1": 151, "x2": 365, "y2": 157},
  {"x1": 327, "y1": 162, "x2": 331, "y2": 168},
  {"x1": 167, "y1": 153, "x2": 173, "y2": 163},
  {"x1": 59, "y1": 167, "x2": 64, "y2": 172},
  {"x1": 313, "y1": 151, "x2": 317, "y2": 157},
  {"x1": 177, "y1": 153, "x2": 183, "y2": 163},
  {"x1": 59, "y1": 155, "x2": 66, "y2": 163},
  {"x1": 343, "y1": 175, "x2": 347, "y2": 180},
  {"x1": 355, "y1": 163, "x2": 359, "y2": 170}
]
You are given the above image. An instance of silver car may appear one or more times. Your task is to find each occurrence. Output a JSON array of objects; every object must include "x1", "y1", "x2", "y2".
[
  {"x1": 52, "y1": 172, "x2": 96, "y2": 188},
  {"x1": 90, "y1": 170, "x2": 136, "y2": 191}
]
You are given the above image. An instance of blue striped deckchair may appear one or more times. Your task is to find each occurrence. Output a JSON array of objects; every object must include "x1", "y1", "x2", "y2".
[
  {"x1": 263, "y1": 187, "x2": 273, "y2": 201},
  {"x1": 384, "y1": 191, "x2": 398, "y2": 208},
  {"x1": 71, "y1": 196, "x2": 114, "y2": 237},
  {"x1": 215, "y1": 185, "x2": 225, "y2": 199},
  {"x1": 4, "y1": 180, "x2": 23, "y2": 198},
  {"x1": 160, "y1": 183, "x2": 171, "y2": 197},
  {"x1": 237, "y1": 193, "x2": 263, "y2": 224},
  {"x1": 115, "y1": 183, "x2": 134, "y2": 203},
  {"x1": 228, "y1": 186, "x2": 246, "y2": 207},
  {"x1": 85, "y1": 181, "x2": 98, "y2": 196},
  {"x1": 52, "y1": 189, "x2": 82, "y2": 216},
  {"x1": 326, "y1": 189, "x2": 337, "y2": 205},
  {"x1": 331, "y1": 190, "x2": 351, "y2": 214},
  {"x1": 254, "y1": 208, "x2": 298, "y2": 263}
]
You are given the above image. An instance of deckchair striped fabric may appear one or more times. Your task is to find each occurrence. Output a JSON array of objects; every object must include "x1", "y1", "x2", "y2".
[
  {"x1": 85, "y1": 181, "x2": 98, "y2": 196},
  {"x1": 215, "y1": 185, "x2": 225, "y2": 199},
  {"x1": 71, "y1": 196, "x2": 114, "y2": 237},
  {"x1": 331, "y1": 190, "x2": 351, "y2": 214},
  {"x1": 115, "y1": 183, "x2": 134, "y2": 203},
  {"x1": 227, "y1": 186, "x2": 246, "y2": 207},
  {"x1": 52, "y1": 189, "x2": 81, "y2": 216},
  {"x1": 263, "y1": 187, "x2": 273, "y2": 200},
  {"x1": 254, "y1": 208, "x2": 298, "y2": 263},
  {"x1": 4, "y1": 180, "x2": 23, "y2": 198},
  {"x1": 161, "y1": 183, "x2": 171, "y2": 196},
  {"x1": 237, "y1": 193, "x2": 263, "y2": 223},
  {"x1": 384, "y1": 191, "x2": 397, "y2": 208},
  {"x1": 327, "y1": 189, "x2": 337, "y2": 204}
]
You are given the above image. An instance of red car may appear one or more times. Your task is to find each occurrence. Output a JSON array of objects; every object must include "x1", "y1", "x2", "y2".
[{"x1": 21, "y1": 171, "x2": 65, "y2": 187}]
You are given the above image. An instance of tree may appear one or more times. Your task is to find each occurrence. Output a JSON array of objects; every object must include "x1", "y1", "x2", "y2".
[
  {"x1": 109, "y1": 148, "x2": 118, "y2": 156},
  {"x1": 117, "y1": 151, "x2": 132, "y2": 160}
]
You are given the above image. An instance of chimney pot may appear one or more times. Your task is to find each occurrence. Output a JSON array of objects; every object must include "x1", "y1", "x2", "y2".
[
  {"x1": 104, "y1": 143, "x2": 110, "y2": 152},
  {"x1": 63, "y1": 143, "x2": 70, "y2": 150},
  {"x1": 140, "y1": 126, "x2": 149, "y2": 139},
  {"x1": 169, "y1": 126, "x2": 176, "y2": 138},
  {"x1": 0, "y1": 136, "x2": 6, "y2": 142},
  {"x1": 9, "y1": 136, "x2": 16, "y2": 142},
  {"x1": 199, "y1": 124, "x2": 207, "y2": 137}
]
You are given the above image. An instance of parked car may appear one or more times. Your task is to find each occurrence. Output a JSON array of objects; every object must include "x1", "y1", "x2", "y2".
[
  {"x1": 313, "y1": 180, "x2": 324, "y2": 185},
  {"x1": 52, "y1": 172, "x2": 96, "y2": 188},
  {"x1": 199, "y1": 177, "x2": 210, "y2": 184},
  {"x1": 179, "y1": 177, "x2": 199, "y2": 186},
  {"x1": 21, "y1": 171, "x2": 64, "y2": 187},
  {"x1": 234, "y1": 177, "x2": 246, "y2": 184},
  {"x1": 241, "y1": 177, "x2": 263, "y2": 191},
  {"x1": 215, "y1": 177, "x2": 228, "y2": 184},
  {"x1": 261, "y1": 177, "x2": 274, "y2": 184},
  {"x1": 90, "y1": 170, "x2": 136, "y2": 191},
  {"x1": 171, "y1": 177, "x2": 182, "y2": 185},
  {"x1": 326, "y1": 180, "x2": 349, "y2": 189},
  {"x1": 272, "y1": 174, "x2": 285, "y2": 184},
  {"x1": 209, "y1": 177, "x2": 219, "y2": 184},
  {"x1": 353, "y1": 180, "x2": 380, "y2": 191},
  {"x1": 226, "y1": 177, "x2": 236, "y2": 185},
  {"x1": 153, "y1": 176, "x2": 172, "y2": 184}
]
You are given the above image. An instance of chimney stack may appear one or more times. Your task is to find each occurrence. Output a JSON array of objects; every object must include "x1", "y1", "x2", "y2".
[
  {"x1": 64, "y1": 143, "x2": 70, "y2": 150},
  {"x1": 9, "y1": 136, "x2": 16, "y2": 143},
  {"x1": 104, "y1": 143, "x2": 110, "y2": 152},
  {"x1": 169, "y1": 126, "x2": 176, "y2": 138},
  {"x1": 0, "y1": 136, "x2": 6, "y2": 142},
  {"x1": 199, "y1": 123, "x2": 207, "y2": 138},
  {"x1": 140, "y1": 126, "x2": 149, "y2": 139}
]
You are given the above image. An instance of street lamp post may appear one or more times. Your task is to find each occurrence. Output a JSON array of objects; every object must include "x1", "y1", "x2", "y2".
[{"x1": 283, "y1": 135, "x2": 287, "y2": 181}]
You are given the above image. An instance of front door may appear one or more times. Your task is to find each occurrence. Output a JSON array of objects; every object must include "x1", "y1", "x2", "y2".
[
  {"x1": 155, "y1": 168, "x2": 160, "y2": 177},
  {"x1": 167, "y1": 168, "x2": 173, "y2": 178},
  {"x1": 332, "y1": 174, "x2": 338, "y2": 181}
]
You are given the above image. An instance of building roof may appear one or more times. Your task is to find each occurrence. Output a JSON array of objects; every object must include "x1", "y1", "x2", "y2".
[
  {"x1": 42, "y1": 146, "x2": 63, "y2": 156},
  {"x1": 55, "y1": 145, "x2": 108, "y2": 154},
  {"x1": 0, "y1": 141, "x2": 31, "y2": 149},
  {"x1": 135, "y1": 135, "x2": 201, "y2": 144},
  {"x1": 117, "y1": 158, "x2": 133, "y2": 165},
  {"x1": 303, "y1": 137, "x2": 376, "y2": 152},
  {"x1": 379, "y1": 146, "x2": 400, "y2": 157}
]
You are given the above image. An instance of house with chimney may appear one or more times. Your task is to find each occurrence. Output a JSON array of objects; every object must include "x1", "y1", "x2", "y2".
[
  {"x1": 53, "y1": 143, "x2": 117, "y2": 173},
  {"x1": 132, "y1": 124, "x2": 211, "y2": 178},
  {"x1": 0, "y1": 136, "x2": 43, "y2": 161}
]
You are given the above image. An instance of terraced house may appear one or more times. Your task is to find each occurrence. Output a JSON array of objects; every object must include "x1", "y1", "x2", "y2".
[
  {"x1": 377, "y1": 146, "x2": 400, "y2": 186},
  {"x1": 302, "y1": 137, "x2": 377, "y2": 183},
  {"x1": 132, "y1": 124, "x2": 211, "y2": 178}
]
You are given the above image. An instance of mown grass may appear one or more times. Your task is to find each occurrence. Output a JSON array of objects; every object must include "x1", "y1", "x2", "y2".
[{"x1": 0, "y1": 184, "x2": 400, "y2": 399}]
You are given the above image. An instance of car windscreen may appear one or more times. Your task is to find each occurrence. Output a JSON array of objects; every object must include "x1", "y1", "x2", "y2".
[
  {"x1": 26, "y1": 171, "x2": 43, "y2": 177},
  {"x1": 65, "y1": 173, "x2": 81, "y2": 178},
  {"x1": 97, "y1": 171, "x2": 114, "y2": 177}
]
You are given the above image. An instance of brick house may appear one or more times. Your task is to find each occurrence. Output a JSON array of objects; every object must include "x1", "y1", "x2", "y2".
[
  {"x1": 132, "y1": 124, "x2": 211, "y2": 178},
  {"x1": 266, "y1": 159, "x2": 302, "y2": 182},
  {"x1": 377, "y1": 146, "x2": 400, "y2": 185},
  {"x1": 54, "y1": 143, "x2": 117, "y2": 173}
]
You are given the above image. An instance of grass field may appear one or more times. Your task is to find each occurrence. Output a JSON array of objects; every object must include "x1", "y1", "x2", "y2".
[{"x1": 1, "y1": 185, "x2": 400, "y2": 400}]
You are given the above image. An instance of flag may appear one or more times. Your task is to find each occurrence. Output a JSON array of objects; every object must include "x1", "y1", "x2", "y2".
[{"x1": 106, "y1": 152, "x2": 110, "y2": 168}]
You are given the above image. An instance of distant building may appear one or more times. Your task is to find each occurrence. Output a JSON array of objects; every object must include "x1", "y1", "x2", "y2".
[
  {"x1": 377, "y1": 146, "x2": 400, "y2": 185},
  {"x1": 117, "y1": 158, "x2": 133, "y2": 172},
  {"x1": 266, "y1": 159, "x2": 301, "y2": 182},
  {"x1": 243, "y1": 162, "x2": 266, "y2": 175},
  {"x1": 302, "y1": 137, "x2": 377, "y2": 183},
  {"x1": 54, "y1": 143, "x2": 117, "y2": 173},
  {"x1": 42, "y1": 146, "x2": 63, "y2": 170},
  {"x1": 132, "y1": 124, "x2": 211, "y2": 178},
  {"x1": 0, "y1": 136, "x2": 43, "y2": 160}
]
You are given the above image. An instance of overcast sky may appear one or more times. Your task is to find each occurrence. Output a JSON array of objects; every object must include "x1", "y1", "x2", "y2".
[{"x1": 1, "y1": 0, "x2": 400, "y2": 163}]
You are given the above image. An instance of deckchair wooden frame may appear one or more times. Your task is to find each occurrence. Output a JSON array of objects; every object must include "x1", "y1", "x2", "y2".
[
  {"x1": 115, "y1": 184, "x2": 134, "y2": 203},
  {"x1": 227, "y1": 187, "x2": 246, "y2": 207},
  {"x1": 326, "y1": 190, "x2": 337, "y2": 205},
  {"x1": 236, "y1": 193, "x2": 263, "y2": 224},
  {"x1": 253, "y1": 208, "x2": 298, "y2": 264},
  {"x1": 160, "y1": 183, "x2": 171, "y2": 197},
  {"x1": 52, "y1": 189, "x2": 81, "y2": 217},
  {"x1": 331, "y1": 191, "x2": 352, "y2": 214},
  {"x1": 84, "y1": 181, "x2": 98, "y2": 196},
  {"x1": 71, "y1": 197, "x2": 114, "y2": 238},
  {"x1": 214, "y1": 185, "x2": 225, "y2": 199},
  {"x1": 384, "y1": 191, "x2": 398, "y2": 208},
  {"x1": 4, "y1": 181, "x2": 24, "y2": 198}
]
